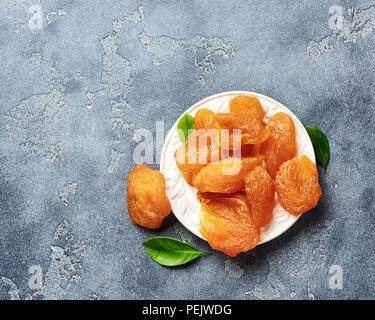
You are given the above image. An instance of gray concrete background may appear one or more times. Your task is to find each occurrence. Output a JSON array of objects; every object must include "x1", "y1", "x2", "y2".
[{"x1": 0, "y1": 0, "x2": 374, "y2": 300}]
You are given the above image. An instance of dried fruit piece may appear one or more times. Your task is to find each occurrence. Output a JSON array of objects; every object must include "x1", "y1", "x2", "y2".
[
  {"x1": 229, "y1": 95, "x2": 265, "y2": 120},
  {"x1": 275, "y1": 155, "x2": 322, "y2": 216},
  {"x1": 249, "y1": 143, "x2": 262, "y2": 156},
  {"x1": 192, "y1": 156, "x2": 264, "y2": 193},
  {"x1": 216, "y1": 112, "x2": 269, "y2": 145},
  {"x1": 220, "y1": 144, "x2": 253, "y2": 159},
  {"x1": 239, "y1": 144, "x2": 253, "y2": 157},
  {"x1": 127, "y1": 164, "x2": 171, "y2": 229},
  {"x1": 194, "y1": 108, "x2": 218, "y2": 130},
  {"x1": 198, "y1": 192, "x2": 260, "y2": 257},
  {"x1": 260, "y1": 112, "x2": 296, "y2": 178},
  {"x1": 174, "y1": 129, "x2": 220, "y2": 184},
  {"x1": 194, "y1": 108, "x2": 245, "y2": 151},
  {"x1": 244, "y1": 166, "x2": 275, "y2": 227}
]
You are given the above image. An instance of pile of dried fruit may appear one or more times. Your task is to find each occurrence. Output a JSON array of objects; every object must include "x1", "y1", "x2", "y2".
[
  {"x1": 126, "y1": 95, "x2": 323, "y2": 258},
  {"x1": 174, "y1": 95, "x2": 322, "y2": 256}
]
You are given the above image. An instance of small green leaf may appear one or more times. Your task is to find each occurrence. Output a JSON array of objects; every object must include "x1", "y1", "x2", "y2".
[
  {"x1": 306, "y1": 125, "x2": 330, "y2": 173},
  {"x1": 177, "y1": 114, "x2": 194, "y2": 142},
  {"x1": 142, "y1": 237, "x2": 211, "y2": 267}
]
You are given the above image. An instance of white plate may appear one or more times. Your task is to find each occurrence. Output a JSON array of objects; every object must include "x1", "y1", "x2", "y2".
[{"x1": 160, "y1": 91, "x2": 315, "y2": 245}]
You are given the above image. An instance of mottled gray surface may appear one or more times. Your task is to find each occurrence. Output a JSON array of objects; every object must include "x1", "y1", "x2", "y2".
[{"x1": 0, "y1": 0, "x2": 374, "y2": 300}]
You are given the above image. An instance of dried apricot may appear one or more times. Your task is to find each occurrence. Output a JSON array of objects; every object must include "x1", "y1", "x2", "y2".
[
  {"x1": 192, "y1": 156, "x2": 264, "y2": 193},
  {"x1": 244, "y1": 166, "x2": 275, "y2": 227},
  {"x1": 127, "y1": 164, "x2": 171, "y2": 229},
  {"x1": 249, "y1": 143, "x2": 262, "y2": 156},
  {"x1": 240, "y1": 144, "x2": 253, "y2": 157},
  {"x1": 198, "y1": 192, "x2": 260, "y2": 257},
  {"x1": 260, "y1": 112, "x2": 296, "y2": 178},
  {"x1": 194, "y1": 108, "x2": 247, "y2": 151},
  {"x1": 229, "y1": 95, "x2": 265, "y2": 120},
  {"x1": 216, "y1": 112, "x2": 269, "y2": 145},
  {"x1": 194, "y1": 108, "x2": 218, "y2": 130},
  {"x1": 275, "y1": 155, "x2": 322, "y2": 216},
  {"x1": 174, "y1": 129, "x2": 220, "y2": 184},
  {"x1": 219, "y1": 144, "x2": 253, "y2": 160}
]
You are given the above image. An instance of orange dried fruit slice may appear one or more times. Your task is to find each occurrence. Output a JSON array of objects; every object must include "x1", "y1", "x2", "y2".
[
  {"x1": 249, "y1": 143, "x2": 262, "y2": 156},
  {"x1": 174, "y1": 129, "x2": 221, "y2": 184},
  {"x1": 216, "y1": 112, "x2": 269, "y2": 145},
  {"x1": 260, "y1": 112, "x2": 296, "y2": 178},
  {"x1": 127, "y1": 164, "x2": 171, "y2": 229},
  {"x1": 194, "y1": 108, "x2": 218, "y2": 130},
  {"x1": 194, "y1": 109, "x2": 246, "y2": 151},
  {"x1": 275, "y1": 155, "x2": 322, "y2": 216},
  {"x1": 244, "y1": 166, "x2": 275, "y2": 227},
  {"x1": 219, "y1": 144, "x2": 253, "y2": 160},
  {"x1": 192, "y1": 156, "x2": 264, "y2": 193},
  {"x1": 229, "y1": 95, "x2": 266, "y2": 120},
  {"x1": 239, "y1": 144, "x2": 253, "y2": 157},
  {"x1": 198, "y1": 192, "x2": 260, "y2": 257}
]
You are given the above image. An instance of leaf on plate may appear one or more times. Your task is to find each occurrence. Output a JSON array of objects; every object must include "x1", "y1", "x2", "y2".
[
  {"x1": 177, "y1": 114, "x2": 194, "y2": 142},
  {"x1": 306, "y1": 125, "x2": 330, "y2": 173},
  {"x1": 142, "y1": 237, "x2": 211, "y2": 267}
]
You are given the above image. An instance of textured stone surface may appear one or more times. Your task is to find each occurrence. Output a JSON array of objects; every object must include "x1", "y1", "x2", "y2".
[{"x1": 0, "y1": 0, "x2": 374, "y2": 300}]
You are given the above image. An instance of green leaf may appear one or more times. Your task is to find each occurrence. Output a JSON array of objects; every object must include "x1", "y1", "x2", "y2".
[
  {"x1": 306, "y1": 125, "x2": 330, "y2": 173},
  {"x1": 177, "y1": 114, "x2": 194, "y2": 142},
  {"x1": 142, "y1": 237, "x2": 211, "y2": 267}
]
